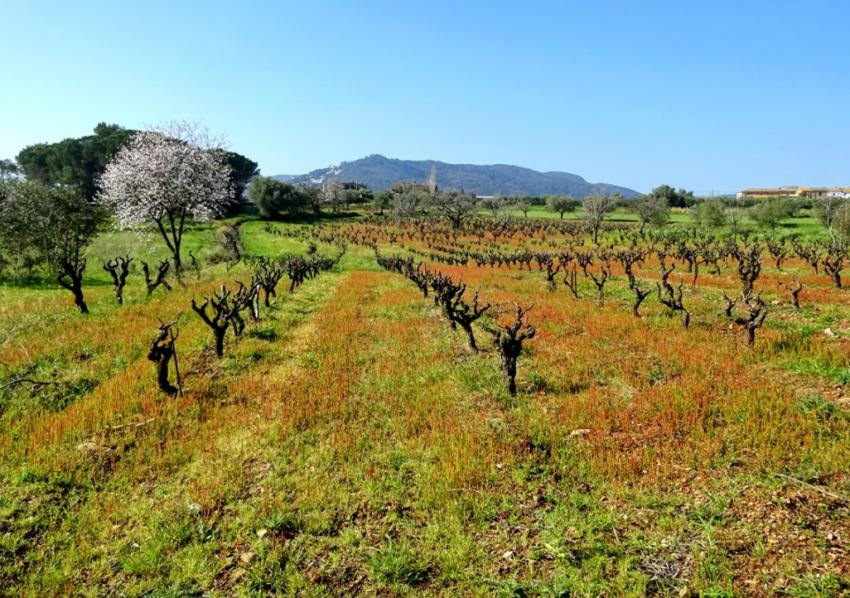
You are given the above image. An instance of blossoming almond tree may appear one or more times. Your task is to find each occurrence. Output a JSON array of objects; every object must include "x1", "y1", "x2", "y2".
[{"x1": 97, "y1": 123, "x2": 233, "y2": 274}]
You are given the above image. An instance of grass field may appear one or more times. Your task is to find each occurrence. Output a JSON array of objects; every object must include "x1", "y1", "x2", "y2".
[
  {"x1": 488, "y1": 207, "x2": 829, "y2": 240},
  {"x1": 1, "y1": 215, "x2": 848, "y2": 597}
]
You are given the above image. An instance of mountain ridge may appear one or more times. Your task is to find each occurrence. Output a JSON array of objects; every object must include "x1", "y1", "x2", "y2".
[{"x1": 273, "y1": 154, "x2": 640, "y2": 197}]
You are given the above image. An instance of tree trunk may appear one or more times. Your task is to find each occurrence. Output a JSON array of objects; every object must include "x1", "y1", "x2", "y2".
[
  {"x1": 155, "y1": 351, "x2": 177, "y2": 395},
  {"x1": 57, "y1": 270, "x2": 88, "y2": 314},
  {"x1": 148, "y1": 333, "x2": 178, "y2": 396},
  {"x1": 631, "y1": 289, "x2": 650, "y2": 317},
  {"x1": 73, "y1": 287, "x2": 89, "y2": 314},
  {"x1": 214, "y1": 329, "x2": 225, "y2": 358},
  {"x1": 461, "y1": 324, "x2": 478, "y2": 353},
  {"x1": 501, "y1": 355, "x2": 517, "y2": 395},
  {"x1": 745, "y1": 326, "x2": 755, "y2": 347}
]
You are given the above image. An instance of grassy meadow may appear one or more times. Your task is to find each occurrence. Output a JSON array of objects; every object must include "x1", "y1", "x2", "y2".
[
  {"x1": 1, "y1": 214, "x2": 849, "y2": 597},
  {"x1": 491, "y1": 207, "x2": 828, "y2": 240}
]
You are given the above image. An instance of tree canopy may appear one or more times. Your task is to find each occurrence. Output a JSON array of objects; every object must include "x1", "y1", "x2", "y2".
[
  {"x1": 749, "y1": 198, "x2": 793, "y2": 229},
  {"x1": 16, "y1": 123, "x2": 257, "y2": 208},
  {"x1": 691, "y1": 199, "x2": 727, "y2": 228},
  {"x1": 630, "y1": 195, "x2": 670, "y2": 231},
  {"x1": 582, "y1": 194, "x2": 616, "y2": 243},
  {"x1": 428, "y1": 189, "x2": 478, "y2": 228},
  {"x1": 545, "y1": 195, "x2": 579, "y2": 219},
  {"x1": 0, "y1": 180, "x2": 105, "y2": 277},
  {"x1": 813, "y1": 196, "x2": 847, "y2": 241},
  {"x1": 220, "y1": 151, "x2": 260, "y2": 209},
  {"x1": 16, "y1": 123, "x2": 134, "y2": 200}
]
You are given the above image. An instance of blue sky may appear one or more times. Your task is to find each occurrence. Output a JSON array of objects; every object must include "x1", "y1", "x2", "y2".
[{"x1": 1, "y1": 0, "x2": 848, "y2": 194}]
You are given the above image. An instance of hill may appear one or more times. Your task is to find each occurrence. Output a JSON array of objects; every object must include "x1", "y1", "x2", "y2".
[{"x1": 274, "y1": 154, "x2": 640, "y2": 197}]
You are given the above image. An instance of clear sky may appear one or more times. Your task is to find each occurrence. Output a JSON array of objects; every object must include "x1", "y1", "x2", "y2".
[{"x1": 1, "y1": 0, "x2": 848, "y2": 194}]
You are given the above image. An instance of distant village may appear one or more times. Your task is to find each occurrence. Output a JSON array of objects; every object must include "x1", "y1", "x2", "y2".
[{"x1": 737, "y1": 186, "x2": 850, "y2": 199}]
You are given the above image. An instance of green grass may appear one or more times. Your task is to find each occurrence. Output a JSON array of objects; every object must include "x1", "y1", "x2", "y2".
[{"x1": 481, "y1": 206, "x2": 828, "y2": 239}]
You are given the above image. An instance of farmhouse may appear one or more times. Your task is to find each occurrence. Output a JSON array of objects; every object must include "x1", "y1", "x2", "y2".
[
  {"x1": 736, "y1": 186, "x2": 799, "y2": 199},
  {"x1": 736, "y1": 186, "x2": 850, "y2": 199},
  {"x1": 798, "y1": 187, "x2": 850, "y2": 199}
]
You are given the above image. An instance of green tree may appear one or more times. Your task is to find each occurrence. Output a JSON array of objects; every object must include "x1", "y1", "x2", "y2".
[
  {"x1": 750, "y1": 198, "x2": 792, "y2": 229},
  {"x1": 480, "y1": 194, "x2": 508, "y2": 217},
  {"x1": 630, "y1": 195, "x2": 670, "y2": 231},
  {"x1": 545, "y1": 195, "x2": 578, "y2": 219},
  {"x1": 373, "y1": 190, "x2": 393, "y2": 215},
  {"x1": 16, "y1": 123, "x2": 134, "y2": 199},
  {"x1": 302, "y1": 185, "x2": 322, "y2": 215},
  {"x1": 582, "y1": 194, "x2": 616, "y2": 243},
  {"x1": 345, "y1": 187, "x2": 373, "y2": 206},
  {"x1": 0, "y1": 180, "x2": 105, "y2": 309},
  {"x1": 833, "y1": 201, "x2": 850, "y2": 242},
  {"x1": 392, "y1": 189, "x2": 426, "y2": 222},
  {"x1": 428, "y1": 189, "x2": 478, "y2": 228},
  {"x1": 723, "y1": 197, "x2": 752, "y2": 233},
  {"x1": 220, "y1": 151, "x2": 259, "y2": 212},
  {"x1": 0, "y1": 159, "x2": 18, "y2": 205},
  {"x1": 691, "y1": 200, "x2": 727, "y2": 228},
  {"x1": 649, "y1": 184, "x2": 695, "y2": 208},
  {"x1": 248, "y1": 176, "x2": 310, "y2": 219},
  {"x1": 513, "y1": 197, "x2": 532, "y2": 218}
]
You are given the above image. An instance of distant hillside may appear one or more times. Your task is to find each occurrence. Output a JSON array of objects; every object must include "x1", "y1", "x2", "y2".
[{"x1": 274, "y1": 154, "x2": 639, "y2": 197}]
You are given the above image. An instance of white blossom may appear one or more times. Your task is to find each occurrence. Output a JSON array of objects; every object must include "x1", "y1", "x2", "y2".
[
  {"x1": 97, "y1": 123, "x2": 233, "y2": 268},
  {"x1": 98, "y1": 126, "x2": 232, "y2": 228}
]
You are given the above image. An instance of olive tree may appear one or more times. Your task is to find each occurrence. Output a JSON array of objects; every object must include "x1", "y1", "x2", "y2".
[
  {"x1": 513, "y1": 197, "x2": 532, "y2": 218},
  {"x1": 248, "y1": 176, "x2": 310, "y2": 219},
  {"x1": 814, "y1": 196, "x2": 847, "y2": 241},
  {"x1": 0, "y1": 180, "x2": 104, "y2": 311},
  {"x1": 481, "y1": 194, "x2": 510, "y2": 218},
  {"x1": 750, "y1": 199, "x2": 792, "y2": 230},
  {"x1": 691, "y1": 200, "x2": 727, "y2": 228},
  {"x1": 630, "y1": 195, "x2": 670, "y2": 232},
  {"x1": 546, "y1": 195, "x2": 578, "y2": 219},
  {"x1": 392, "y1": 189, "x2": 426, "y2": 222},
  {"x1": 428, "y1": 189, "x2": 478, "y2": 228},
  {"x1": 373, "y1": 190, "x2": 393, "y2": 215},
  {"x1": 98, "y1": 123, "x2": 233, "y2": 274},
  {"x1": 834, "y1": 202, "x2": 850, "y2": 242},
  {"x1": 582, "y1": 194, "x2": 616, "y2": 243}
]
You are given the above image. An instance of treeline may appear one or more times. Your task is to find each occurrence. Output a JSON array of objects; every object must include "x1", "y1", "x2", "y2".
[
  {"x1": 10, "y1": 123, "x2": 258, "y2": 206},
  {"x1": 0, "y1": 123, "x2": 259, "y2": 279},
  {"x1": 248, "y1": 177, "x2": 374, "y2": 219}
]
